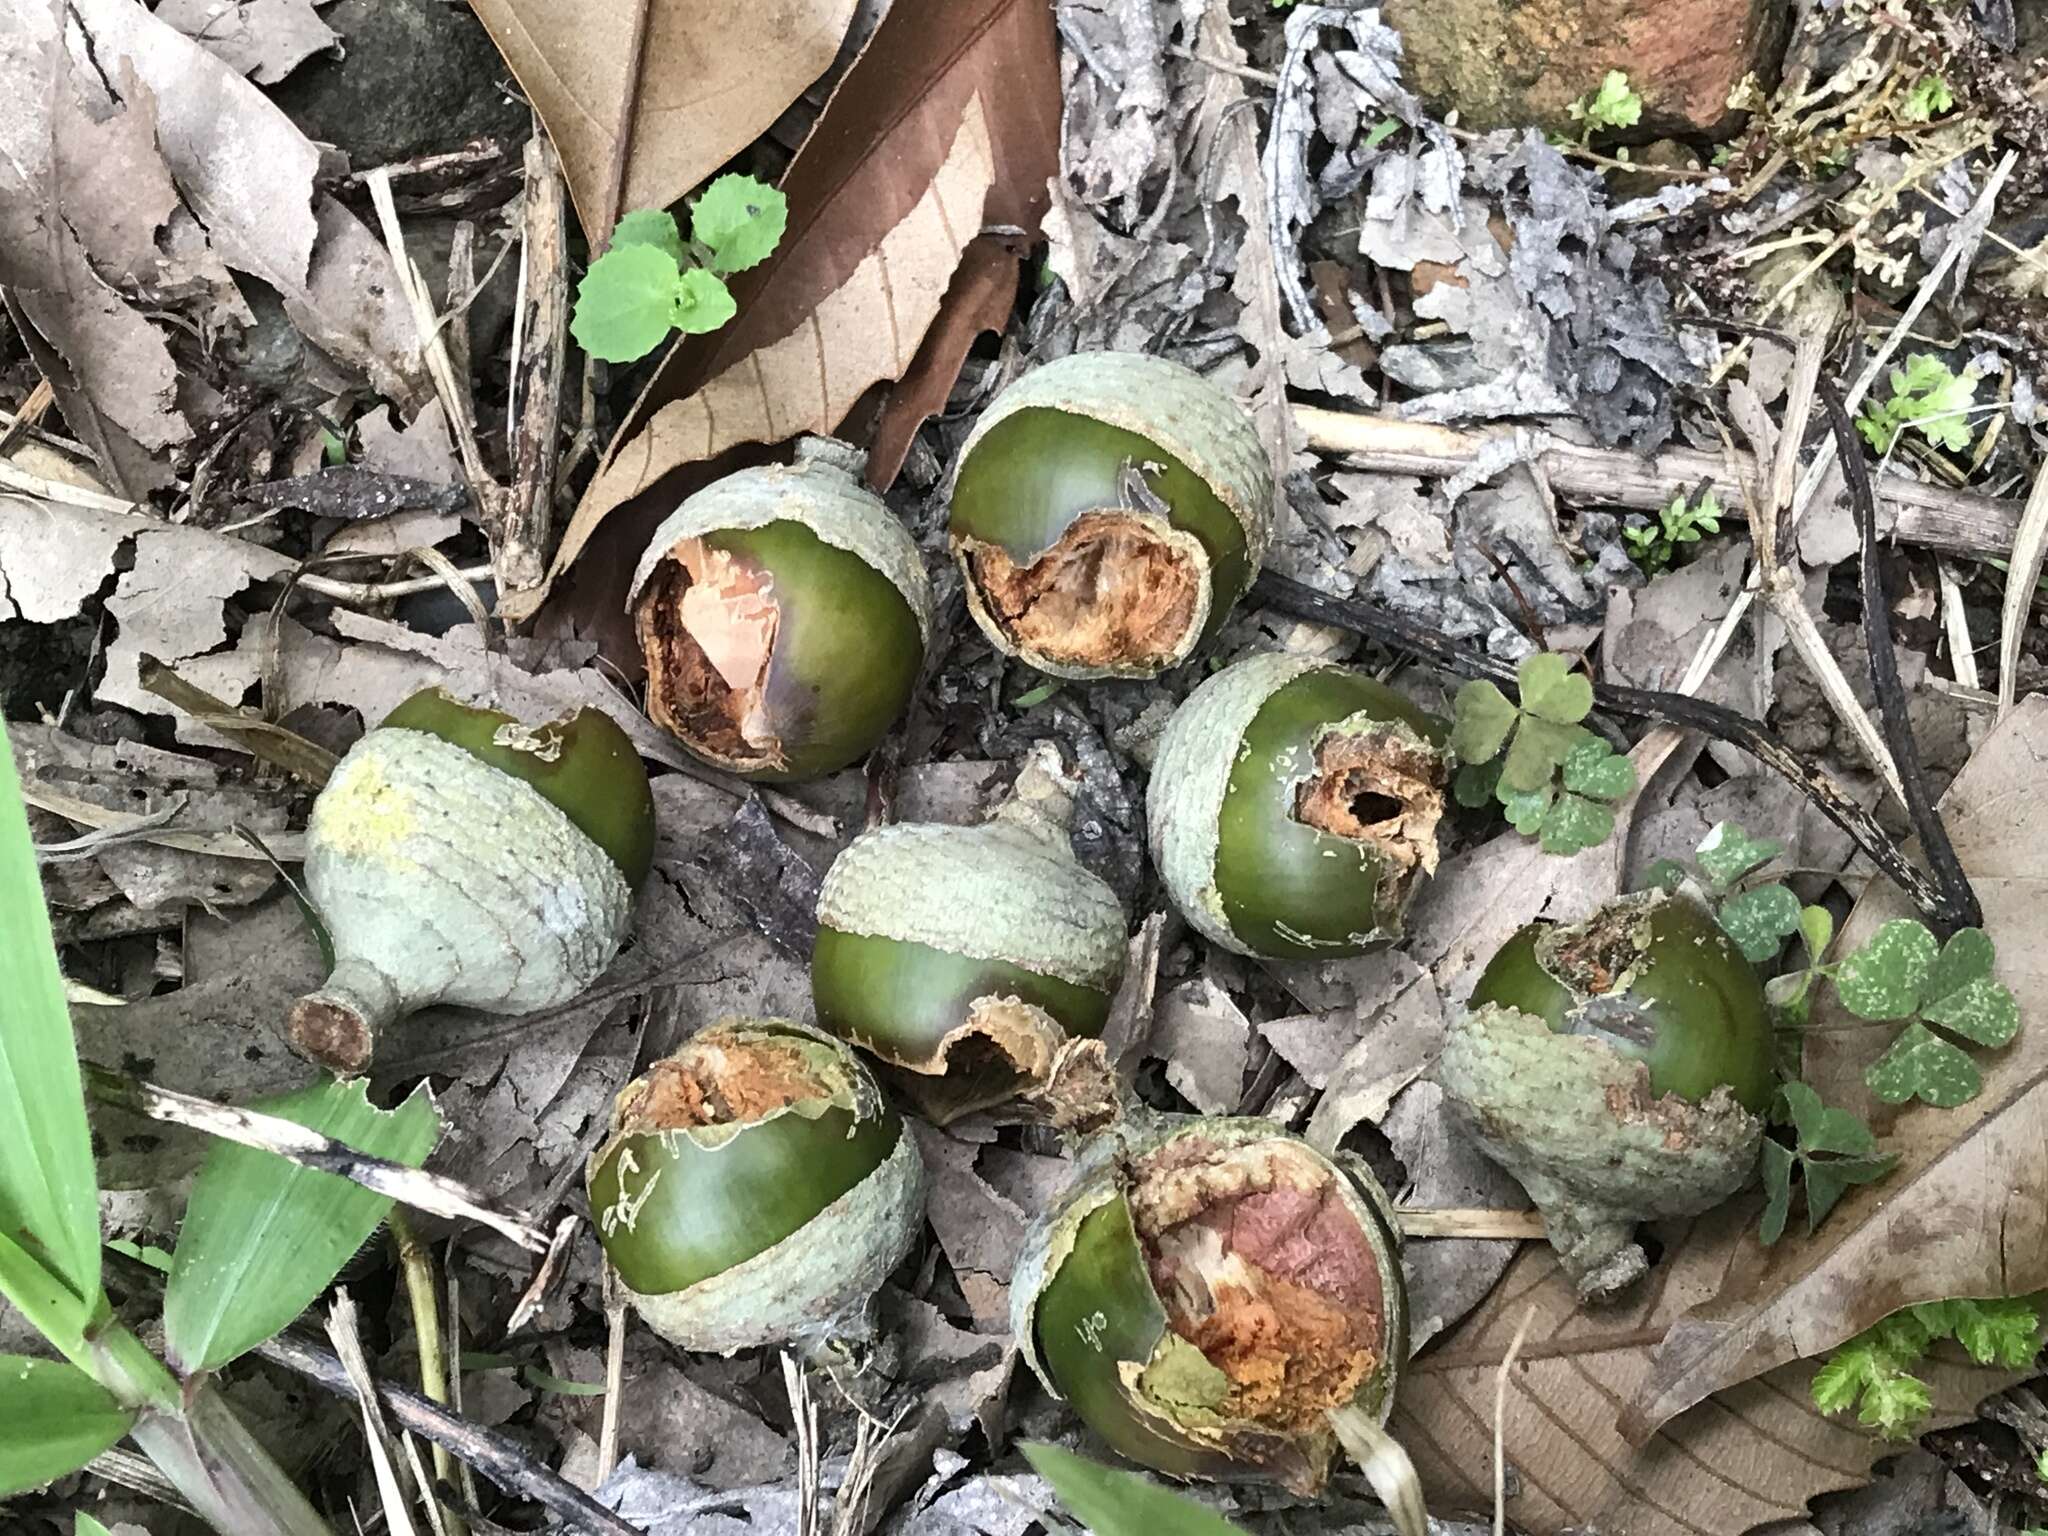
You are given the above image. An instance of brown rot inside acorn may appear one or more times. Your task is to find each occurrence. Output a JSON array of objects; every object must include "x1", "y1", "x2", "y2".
[
  {"x1": 1292, "y1": 724, "x2": 1446, "y2": 895},
  {"x1": 634, "y1": 538, "x2": 783, "y2": 770},
  {"x1": 1130, "y1": 1134, "x2": 1388, "y2": 1432},
  {"x1": 617, "y1": 1029, "x2": 826, "y2": 1133},
  {"x1": 963, "y1": 510, "x2": 1204, "y2": 671}
]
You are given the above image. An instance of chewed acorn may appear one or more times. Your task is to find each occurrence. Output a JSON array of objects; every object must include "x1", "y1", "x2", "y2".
[
  {"x1": 1148, "y1": 652, "x2": 1450, "y2": 959},
  {"x1": 949, "y1": 351, "x2": 1272, "y2": 680},
  {"x1": 629, "y1": 438, "x2": 934, "y2": 781},
  {"x1": 288, "y1": 689, "x2": 653, "y2": 1075},
  {"x1": 1012, "y1": 1114, "x2": 1426, "y2": 1535},
  {"x1": 588, "y1": 1018, "x2": 925, "y2": 1354},
  {"x1": 813, "y1": 743, "x2": 1126, "y2": 1127},
  {"x1": 1438, "y1": 889, "x2": 1773, "y2": 1299}
]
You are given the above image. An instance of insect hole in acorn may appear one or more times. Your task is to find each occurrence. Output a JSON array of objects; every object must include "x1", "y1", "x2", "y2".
[{"x1": 628, "y1": 437, "x2": 935, "y2": 781}]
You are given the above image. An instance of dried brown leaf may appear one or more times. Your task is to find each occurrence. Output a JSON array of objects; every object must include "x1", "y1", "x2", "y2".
[
  {"x1": 1628, "y1": 694, "x2": 2048, "y2": 1437},
  {"x1": 1398, "y1": 1205, "x2": 2022, "y2": 1536},
  {"x1": 467, "y1": 0, "x2": 859, "y2": 244},
  {"x1": 507, "y1": 0, "x2": 1058, "y2": 625},
  {"x1": 156, "y1": 0, "x2": 337, "y2": 86}
]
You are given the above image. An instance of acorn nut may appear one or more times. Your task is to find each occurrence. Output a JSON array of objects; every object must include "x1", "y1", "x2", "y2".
[
  {"x1": 288, "y1": 689, "x2": 653, "y2": 1075},
  {"x1": 629, "y1": 438, "x2": 934, "y2": 781},
  {"x1": 1148, "y1": 652, "x2": 1451, "y2": 959},
  {"x1": 949, "y1": 351, "x2": 1272, "y2": 680},
  {"x1": 813, "y1": 744, "x2": 1127, "y2": 1127},
  {"x1": 588, "y1": 1018, "x2": 926, "y2": 1354},
  {"x1": 1012, "y1": 1114, "x2": 1426, "y2": 1533},
  {"x1": 1438, "y1": 889, "x2": 1774, "y2": 1299}
]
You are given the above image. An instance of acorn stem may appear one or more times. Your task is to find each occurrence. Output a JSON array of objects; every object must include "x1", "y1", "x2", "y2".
[
  {"x1": 1325, "y1": 1404, "x2": 1428, "y2": 1536},
  {"x1": 288, "y1": 956, "x2": 405, "y2": 1076}
]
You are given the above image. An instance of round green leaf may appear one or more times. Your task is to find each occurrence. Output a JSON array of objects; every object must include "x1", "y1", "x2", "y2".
[
  {"x1": 671, "y1": 266, "x2": 738, "y2": 335},
  {"x1": 571, "y1": 242, "x2": 686, "y2": 362},
  {"x1": 1498, "y1": 782, "x2": 1552, "y2": 834},
  {"x1": 1835, "y1": 919, "x2": 1938, "y2": 1021},
  {"x1": 1559, "y1": 735, "x2": 1634, "y2": 801},
  {"x1": 1927, "y1": 927, "x2": 1996, "y2": 1000},
  {"x1": 609, "y1": 208, "x2": 684, "y2": 263},
  {"x1": 1538, "y1": 792, "x2": 1614, "y2": 854},
  {"x1": 1864, "y1": 1022, "x2": 1980, "y2": 1107},
  {"x1": 1922, "y1": 976, "x2": 2020, "y2": 1047},
  {"x1": 1453, "y1": 759, "x2": 1501, "y2": 808},
  {"x1": 1717, "y1": 884, "x2": 1802, "y2": 964},
  {"x1": 1450, "y1": 679, "x2": 1516, "y2": 762},
  {"x1": 690, "y1": 173, "x2": 789, "y2": 275},
  {"x1": 1695, "y1": 820, "x2": 1783, "y2": 889},
  {"x1": 1516, "y1": 653, "x2": 1593, "y2": 724}
]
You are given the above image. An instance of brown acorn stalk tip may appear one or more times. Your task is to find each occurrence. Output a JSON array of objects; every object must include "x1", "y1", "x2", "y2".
[
  {"x1": 963, "y1": 513, "x2": 1207, "y2": 671},
  {"x1": 636, "y1": 542, "x2": 777, "y2": 763},
  {"x1": 1292, "y1": 725, "x2": 1444, "y2": 891}
]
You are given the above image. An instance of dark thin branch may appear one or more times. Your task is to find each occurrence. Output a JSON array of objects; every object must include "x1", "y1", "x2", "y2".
[
  {"x1": 1250, "y1": 571, "x2": 1968, "y2": 929},
  {"x1": 1818, "y1": 378, "x2": 1982, "y2": 935},
  {"x1": 255, "y1": 1329, "x2": 642, "y2": 1536}
]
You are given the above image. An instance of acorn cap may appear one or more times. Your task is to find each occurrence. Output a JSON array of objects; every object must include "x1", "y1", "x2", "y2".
[
  {"x1": 378, "y1": 688, "x2": 655, "y2": 886},
  {"x1": 1149, "y1": 652, "x2": 1448, "y2": 959},
  {"x1": 588, "y1": 1019, "x2": 926, "y2": 1354},
  {"x1": 290, "y1": 727, "x2": 634, "y2": 1075},
  {"x1": 628, "y1": 439, "x2": 935, "y2": 781},
  {"x1": 1011, "y1": 1113, "x2": 1406, "y2": 1497},
  {"x1": 1441, "y1": 892, "x2": 1771, "y2": 1299},
  {"x1": 950, "y1": 351, "x2": 1273, "y2": 680}
]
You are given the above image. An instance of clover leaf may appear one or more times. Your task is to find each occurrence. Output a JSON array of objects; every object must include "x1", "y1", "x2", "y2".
[
  {"x1": 1838, "y1": 921, "x2": 2019, "y2": 1107},
  {"x1": 1759, "y1": 1082, "x2": 1895, "y2": 1244},
  {"x1": 1452, "y1": 655, "x2": 1630, "y2": 856},
  {"x1": 1695, "y1": 820, "x2": 1783, "y2": 890}
]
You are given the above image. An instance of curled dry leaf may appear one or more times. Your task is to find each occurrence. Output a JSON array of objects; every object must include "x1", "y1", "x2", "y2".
[
  {"x1": 1397, "y1": 1204, "x2": 2024, "y2": 1536},
  {"x1": 1627, "y1": 694, "x2": 2048, "y2": 1438},
  {"x1": 507, "y1": 0, "x2": 1059, "y2": 626},
  {"x1": 467, "y1": 0, "x2": 860, "y2": 244}
]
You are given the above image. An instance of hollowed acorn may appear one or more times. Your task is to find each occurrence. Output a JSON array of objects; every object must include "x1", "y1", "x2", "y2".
[
  {"x1": 1148, "y1": 652, "x2": 1450, "y2": 959},
  {"x1": 1012, "y1": 1115, "x2": 1426, "y2": 1535},
  {"x1": 288, "y1": 688, "x2": 653, "y2": 1075},
  {"x1": 628, "y1": 438, "x2": 934, "y2": 781},
  {"x1": 1438, "y1": 889, "x2": 1773, "y2": 1298},
  {"x1": 588, "y1": 1018, "x2": 926, "y2": 1354},
  {"x1": 813, "y1": 744, "x2": 1127, "y2": 1126},
  {"x1": 949, "y1": 351, "x2": 1272, "y2": 680}
]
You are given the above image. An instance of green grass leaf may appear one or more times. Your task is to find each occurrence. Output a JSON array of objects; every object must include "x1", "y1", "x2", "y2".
[
  {"x1": 691, "y1": 173, "x2": 788, "y2": 275},
  {"x1": 0, "y1": 1357, "x2": 134, "y2": 1495},
  {"x1": 1717, "y1": 884, "x2": 1803, "y2": 963},
  {"x1": 1695, "y1": 820, "x2": 1782, "y2": 889},
  {"x1": 0, "y1": 718, "x2": 102, "y2": 1315},
  {"x1": 1835, "y1": 919, "x2": 1938, "y2": 1020},
  {"x1": 1449, "y1": 679, "x2": 1516, "y2": 762},
  {"x1": 571, "y1": 242, "x2": 687, "y2": 363},
  {"x1": 164, "y1": 1079, "x2": 440, "y2": 1374},
  {"x1": 609, "y1": 208, "x2": 683, "y2": 262},
  {"x1": 671, "y1": 266, "x2": 738, "y2": 335},
  {"x1": 1516, "y1": 653, "x2": 1593, "y2": 724},
  {"x1": 78, "y1": 1515, "x2": 115, "y2": 1536},
  {"x1": 1022, "y1": 1442, "x2": 1249, "y2": 1536}
]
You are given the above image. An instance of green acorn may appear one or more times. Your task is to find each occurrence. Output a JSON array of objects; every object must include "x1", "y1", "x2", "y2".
[
  {"x1": 949, "y1": 351, "x2": 1272, "y2": 680},
  {"x1": 1148, "y1": 652, "x2": 1451, "y2": 959},
  {"x1": 629, "y1": 439, "x2": 934, "y2": 781},
  {"x1": 1439, "y1": 889, "x2": 1774, "y2": 1298},
  {"x1": 812, "y1": 744, "x2": 1127, "y2": 1126},
  {"x1": 588, "y1": 1019, "x2": 926, "y2": 1354},
  {"x1": 288, "y1": 689, "x2": 653, "y2": 1075},
  {"x1": 1012, "y1": 1114, "x2": 1426, "y2": 1534}
]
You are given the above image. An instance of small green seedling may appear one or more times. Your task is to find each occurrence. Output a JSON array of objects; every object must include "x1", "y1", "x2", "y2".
[
  {"x1": 571, "y1": 174, "x2": 788, "y2": 364},
  {"x1": 1898, "y1": 74, "x2": 1954, "y2": 124},
  {"x1": 1568, "y1": 70, "x2": 1643, "y2": 136},
  {"x1": 1856, "y1": 353, "x2": 1980, "y2": 455},
  {"x1": 1759, "y1": 1082, "x2": 1895, "y2": 1245},
  {"x1": 1643, "y1": 818, "x2": 1822, "y2": 965},
  {"x1": 1452, "y1": 653, "x2": 1634, "y2": 855},
  {"x1": 1813, "y1": 1295, "x2": 2043, "y2": 1438},
  {"x1": 1023, "y1": 1441, "x2": 1250, "y2": 1536},
  {"x1": 1838, "y1": 920, "x2": 2019, "y2": 1107},
  {"x1": 1624, "y1": 488, "x2": 1723, "y2": 574}
]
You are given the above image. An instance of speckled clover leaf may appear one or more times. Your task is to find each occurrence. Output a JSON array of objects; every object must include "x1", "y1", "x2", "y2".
[{"x1": 1839, "y1": 921, "x2": 2020, "y2": 1107}]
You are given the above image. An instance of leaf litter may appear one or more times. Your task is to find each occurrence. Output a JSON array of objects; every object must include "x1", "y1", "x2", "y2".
[{"x1": 10, "y1": 0, "x2": 2048, "y2": 1533}]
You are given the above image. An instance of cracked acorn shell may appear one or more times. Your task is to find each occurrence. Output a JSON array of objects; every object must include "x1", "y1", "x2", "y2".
[
  {"x1": 812, "y1": 744, "x2": 1128, "y2": 1126},
  {"x1": 1147, "y1": 652, "x2": 1451, "y2": 959},
  {"x1": 1011, "y1": 1114, "x2": 1408, "y2": 1498},
  {"x1": 628, "y1": 438, "x2": 935, "y2": 782},
  {"x1": 948, "y1": 351, "x2": 1272, "y2": 680},
  {"x1": 587, "y1": 1018, "x2": 926, "y2": 1354},
  {"x1": 1439, "y1": 889, "x2": 1773, "y2": 1300},
  {"x1": 288, "y1": 689, "x2": 652, "y2": 1075}
]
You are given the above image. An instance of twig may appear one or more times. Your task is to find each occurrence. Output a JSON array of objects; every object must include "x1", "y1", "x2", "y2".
[
  {"x1": 19, "y1": 778, "x2": 306, "y2": 862},
  {"x1": 784, "y1": 1355, "x2": 822, "y2": 1536},
  {"x1": 255, "y1": 1329, "x2": 641, "y2": 1536},
  {"x1": 1495, "y1": 1305, "x2": 1538, "y2": 1536},
  {"x1": 1290, "y1": 406, "x2": 2024, "y2": 562},
  {"x1": 597, "y1": 1263, "x2": 628, "y2": 1486},
  {"x1": 1996, "y1": 457, "x2": 2048, "y2": 718},
  {"x1": 329, "y1": 1290, "x2": 424, "y2": 1536},
  {"x1": 1396, "y1": 1208, "x2": 1546, "y2": 1240},
  {"x1": 137, "y1": 654, "x2": 339, "y2": 786},
  {"x1": 391, "y1": 1212, "x2": 468, "y2": 1536},
  {"x1": 496, "y1": 130, "x2": 571, "y2": 601},
  {"x1": 1250, "y1": 571, "x2": 1972, "y2": 929},
  {"x1": 80, "y1": 1065, "x2": 557, "y2": 1255},
  {"x1": 1820, "y1": 380, "x2": 1983, "y2": 935}
]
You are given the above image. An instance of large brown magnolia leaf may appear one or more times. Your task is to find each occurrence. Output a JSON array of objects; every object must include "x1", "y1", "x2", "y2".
[
  {"x1": 1398, "y1": 1204, "x2": 2020, "y2": 1536},
  {"x1": 466, "y1": 0, "x2": 860, "y2": 243},
  {"x1": 1627, "y1": 694, "x2": 2048, "y2": 1438},
  {"x1": 502, "y1": 0, "x2": 1058, "y2": 625}
]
